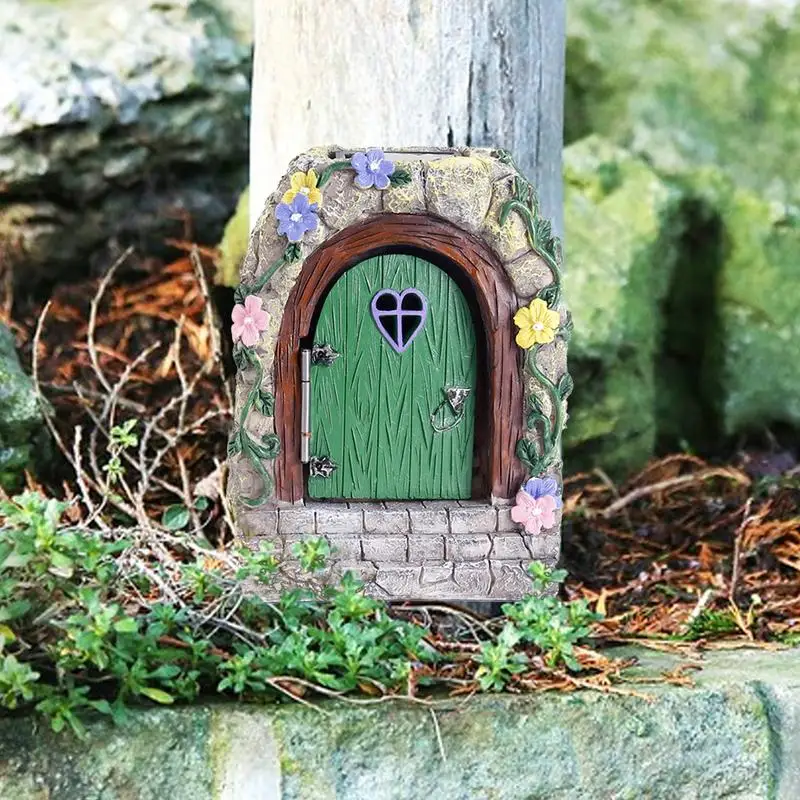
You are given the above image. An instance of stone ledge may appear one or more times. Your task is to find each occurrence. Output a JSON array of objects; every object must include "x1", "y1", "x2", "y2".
[{"x1": 1, "y1": 648, "x2": 798, "y2": 799}]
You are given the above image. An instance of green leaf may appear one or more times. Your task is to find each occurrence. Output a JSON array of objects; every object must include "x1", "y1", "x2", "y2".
[
  {"x1": 162, "y1": 505, "x2": 190, "y2": 531},
  {"x1": 233, "y1": 285, "x2": 246, "y2": 304},
  {"x1": 113, "y1": 618, "x2": 138, "y2": 634},
  {"x1": 537, "y1": 284, "x2": 559, "y2": 308},
  {"x1": 232, "y1": 346, "x2": 251, "y2": 371},
  {"x1": 139, "y1": 687, "x2": 175, "y2": 705},
  {"x1": 193, "y1": 496, "x2": 211, "y2": 511},
  {"x1": 49, "y1": 551, "x2": 74, "y2": 572},
  {"x1": 284, "y1": 243, "x2": 302, "y2": 263},
  {"x1": 1, "y1": 552, "x2": 32, "y2": 569},
  {"x1": 149, "y1": 664, "x2": 181, "y2": 680},
  {"x1": 557, "y1": 373, "x2": 574, "y2": 401},
  {"x1": 0, "y1": 600, "x2": 31, "y2": 622},
  {"x1": 227, "y1": 432, "x2": 242, "y2": 458},
  {"x1": 516, "y1": 438, "x2": 545, "y2": 474},
  {"x1": 388, "y1": 168, "x2": 412, "y2": 187},
  {"x1": 560, "y1": 314, "x2": 574, "y2": 343},
  {"x1": 254, "y1": 389, "x2": 275, "y2": 417}
]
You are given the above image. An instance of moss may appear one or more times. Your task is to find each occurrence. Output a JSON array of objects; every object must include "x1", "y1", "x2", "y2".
[
  {"x1": 687, "y1": 170, "x2": 800, "y2": 435},
  {"x1": 0, "y1": 324, "x2": 47, "y2": 490},
  {"x1": 215, "y1": 186, "x2": 250, "y2": 287},
  {"x1": 562, "y1": 137, "x2": 683, "y2": 475},
  {"x1": 566, "y1": 0, "x2": 800, "y2": 206}
]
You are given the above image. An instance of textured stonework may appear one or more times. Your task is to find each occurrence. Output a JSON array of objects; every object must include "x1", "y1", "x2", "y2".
[{"x1": 231, "y1": 146, "x2": 569, "y2": 600}]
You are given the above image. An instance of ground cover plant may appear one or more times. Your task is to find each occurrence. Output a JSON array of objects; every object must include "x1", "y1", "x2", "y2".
[{"x1": 1, "y1": 246, "x2": 798, "y2": 736}]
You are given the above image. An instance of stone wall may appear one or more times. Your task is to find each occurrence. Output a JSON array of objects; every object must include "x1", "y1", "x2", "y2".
[
  {"x1": 1, "y1": 646, "x2": 798, "y2": 799},
  {"x1": 240, "y1": 500, "x2": 560, "y2": 600}
]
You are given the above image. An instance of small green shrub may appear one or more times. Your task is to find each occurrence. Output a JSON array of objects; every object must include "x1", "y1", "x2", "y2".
[{"x1": 0, "y1": 491, "x2": 601, "y2": 734}]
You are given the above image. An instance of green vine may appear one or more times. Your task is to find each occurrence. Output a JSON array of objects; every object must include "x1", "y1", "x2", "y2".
[
  {"x1": 499, "y1": 176, "x2": 564, "y2": 308},
  {"x1": 516, "y1": 344, "x2": 574, "y2": 476},
  {"x1": 496, "y1": 153, "x2": 573, "y2": 479},
  {"x1": 230, "y1": 242, "x2": 301, "y2": 506},
  {"x1": 228, "y1": 346, "x2": 280, "y2": 507}
]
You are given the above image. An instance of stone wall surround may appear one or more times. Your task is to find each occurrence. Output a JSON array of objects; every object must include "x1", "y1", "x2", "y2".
[
  {"x1": 240, "y1": 500, "x2": 560, "y2": 600},
  {"x1": 232, "y1": 146, "x2": 569, "y2": 600}
]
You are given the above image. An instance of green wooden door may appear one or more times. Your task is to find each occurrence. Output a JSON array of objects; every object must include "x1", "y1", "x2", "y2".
[{"x1": 308, "y1": 253, "x2": 477, "y2": 500}]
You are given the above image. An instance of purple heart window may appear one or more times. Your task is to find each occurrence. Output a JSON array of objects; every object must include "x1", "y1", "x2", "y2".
[{"x1": 371, "y1": 288, "x2": 428, "y2": 354}]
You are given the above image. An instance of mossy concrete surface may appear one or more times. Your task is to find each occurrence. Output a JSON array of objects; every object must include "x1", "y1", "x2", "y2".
[{"x1": 1, "y1": 647, "x2": 798, "y2": 799}]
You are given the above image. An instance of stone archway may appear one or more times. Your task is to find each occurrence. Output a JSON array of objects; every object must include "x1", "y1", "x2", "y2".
[{"x1": 272, "y1": 213, "x2": 525, "y2": 503}]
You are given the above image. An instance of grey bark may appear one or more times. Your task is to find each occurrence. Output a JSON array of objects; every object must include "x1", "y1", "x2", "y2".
[{"x1": 250, "y1": 0, "x2": 565, "y2": 235}]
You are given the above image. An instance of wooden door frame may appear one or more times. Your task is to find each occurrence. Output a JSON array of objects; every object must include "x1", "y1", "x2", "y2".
[{"x1": 273, "y1": 213, "x2": 525, "y2": 503}]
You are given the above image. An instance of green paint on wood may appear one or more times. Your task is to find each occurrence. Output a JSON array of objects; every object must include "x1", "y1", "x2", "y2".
[{"x1": 309, "y1": 254, "x2": 476, "y2": 500}]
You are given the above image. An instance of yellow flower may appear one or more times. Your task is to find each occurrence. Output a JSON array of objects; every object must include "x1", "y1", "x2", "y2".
[
  {"x1": 513, "y1": 298, "x2": 560, "y2": 348},
  {"x1": 282, "y1": 170, "x2": 322, "y2": 206}
]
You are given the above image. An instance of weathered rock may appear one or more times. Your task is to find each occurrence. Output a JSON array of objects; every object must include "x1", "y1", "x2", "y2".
[
  {"x1": 562, "y1": 136, "x2": 682, "y2": 475},
  {"x1": 1, "y1": 646, "x2": 798, "y2": 799},
  {"x1": 691, "y1": 171, "x2": 800, "y2": 435},
  {"x1": 0, "y1": 324, "x2": 46, "y2": 490},
  {"x1": 0, "y1": 0, "x2": 252, "y2": 289}
]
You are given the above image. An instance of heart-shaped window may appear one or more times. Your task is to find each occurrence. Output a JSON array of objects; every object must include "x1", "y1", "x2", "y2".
[{"x1": 370, "y1": 288, "x2": 428, "y2": 353}]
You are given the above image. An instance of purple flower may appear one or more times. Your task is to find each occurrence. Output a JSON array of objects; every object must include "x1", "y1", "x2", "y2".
[
  {"x1": 522, "y1": 475, "x2": 563, "y2": 509},
  {"x1": 275, "y1": 193, "x2": 319, "y2": 242},
  {"x1": 351, "y1": 148, "x2": 395, "y2": 190}
]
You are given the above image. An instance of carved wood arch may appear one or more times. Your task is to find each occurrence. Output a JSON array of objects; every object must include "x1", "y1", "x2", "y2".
[{"x1": 273, "y1": 213, "x2": 524, "y2": 503}]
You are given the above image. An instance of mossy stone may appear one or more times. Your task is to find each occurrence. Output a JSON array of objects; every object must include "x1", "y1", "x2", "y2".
[
  {"x1": 562, "y1": 136, "x2": 682, "y2": 476},
  {"x1": 0, "y1": 324, "x2": 46, "y2": 490}
]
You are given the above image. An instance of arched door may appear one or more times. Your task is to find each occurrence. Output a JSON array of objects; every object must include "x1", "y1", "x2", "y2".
[{"x1": 308, "y1": 253, "x2": 477, "y2": 500}]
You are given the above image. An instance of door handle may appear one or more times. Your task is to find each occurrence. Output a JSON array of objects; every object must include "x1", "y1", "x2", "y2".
[{"x1": 429, "y1": 386, "x2": 471, "y2": 433}]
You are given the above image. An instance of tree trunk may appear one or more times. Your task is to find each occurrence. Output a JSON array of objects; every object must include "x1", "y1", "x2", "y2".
[{"x1": 250, "y1": 0, "x2": 565, "y2": 234}]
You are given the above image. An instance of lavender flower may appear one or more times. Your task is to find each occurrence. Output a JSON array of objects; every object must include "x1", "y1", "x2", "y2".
[
  {"x1": 351, "y1": 148, "x2": 395, "y2": 190},
  {"x1": 522, "y1": 475, "x2": 563, "y2": 509},
  {"x1": 275, "y1": 193, "x2": 319, "y2": 242}
]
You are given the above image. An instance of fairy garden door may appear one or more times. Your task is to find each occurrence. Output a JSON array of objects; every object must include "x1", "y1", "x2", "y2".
[{"x1": 307, "y1": 253, "x2": 477, "y2": 500}]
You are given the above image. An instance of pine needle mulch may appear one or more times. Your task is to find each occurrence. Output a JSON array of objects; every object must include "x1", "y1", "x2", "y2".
[{"x1": 11, "y1": 250, "x2": 800, "y2": 656}]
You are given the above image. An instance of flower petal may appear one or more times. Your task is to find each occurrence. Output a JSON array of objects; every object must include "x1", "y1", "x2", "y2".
[
  {"x1": 515, "y1": 328, "x2": 536, "y2": 349},
  {"x1": 351, "y1": 152, "x2": 368, "y2": 171},
  {"x1": 529, "y1": 298, "x2": 549, "y2": 323},
  {"x1": 240, "y1": 324, "x2": 260, "y2": 347},
  {"x1": 513, "y1": 306, "x2": 533, "y2": 328},
  {"x1": 292, "y1": 193, "x2": 310, "y2": 212},
  {"x1": 373, "y1": 172, "x2": 390, "y2": 190},
  {"x1": 366, "y1": 148, "x2": 385, "y2": 163},
  {"x1": 251, "y1": 308, "x2": 269, "y2": 330},
  {"x1": 533, "y1": 326, "x2": 556, "y2": 345},
  {"x1": 290, "y1": 172, "x2": 305, "y2": 191},
  {"x1": 355, "y1": 172, "x2": 375, "y2": 189},
  {"x1": 231, "y1": 321, "x2": 244, "y2": 343},
  {"x1": 243, "y1": 295, "x2": 263, "y2": 315},
  {"x1": 231, "y1": 304, "x2": 246, "y2": 325},
  {"x1": 275, "y1": 203, "x2": 292, "y2": 221},
  {"x1": 544, "y1": 308, "x2": 560, "y2": 330},
  {"x1": 307, "y1": 187, "x2": 323, "y2": 206},
  {"x1": 524, "y1": 516, "x2": 544, "y2": 535}
]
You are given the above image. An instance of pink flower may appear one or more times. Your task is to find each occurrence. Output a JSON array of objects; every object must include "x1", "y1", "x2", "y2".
[
  {"x1": 510, "y1": 490, "x2": 558, "y2": 535},
  {"x1": 231, "y1": 295, "x2": 269, "y2": 347}
]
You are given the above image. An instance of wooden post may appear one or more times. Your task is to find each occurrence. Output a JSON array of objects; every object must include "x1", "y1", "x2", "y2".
[{"x1": 250, "y1": 0, "x2": 565, "y2": 235}]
